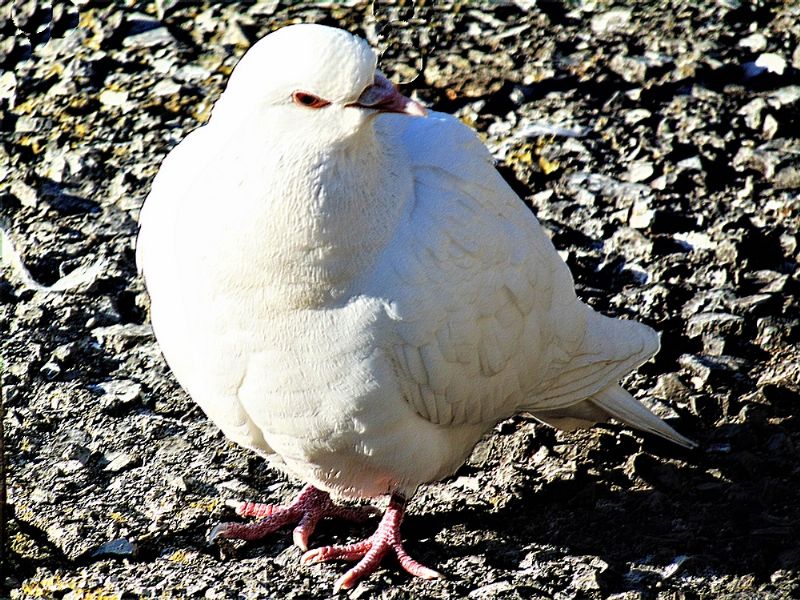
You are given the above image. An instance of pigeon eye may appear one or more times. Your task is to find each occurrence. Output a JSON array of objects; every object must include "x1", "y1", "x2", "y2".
[{"x1": 292, "y1": 91, "x2": 330, "y2": 109}]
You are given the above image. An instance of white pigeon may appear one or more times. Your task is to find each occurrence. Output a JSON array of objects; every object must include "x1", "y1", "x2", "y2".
[{"x1": 137, "y1": 23, "x2": 695, "y2": 591}]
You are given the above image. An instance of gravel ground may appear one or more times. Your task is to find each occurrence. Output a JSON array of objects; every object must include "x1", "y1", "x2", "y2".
[{"x1": 2, "y1": 1, "x2": 799, "y2": 598}]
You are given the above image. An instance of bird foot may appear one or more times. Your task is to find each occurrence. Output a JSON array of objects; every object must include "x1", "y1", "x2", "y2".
[
  {"x1": 210, "y1": 484, "x2": 376, "y2": 551},
  {"x1": 301, "y1": 494, "x2": 442, "y2": 592}
]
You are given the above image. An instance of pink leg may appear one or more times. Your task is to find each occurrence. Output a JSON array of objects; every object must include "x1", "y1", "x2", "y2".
[
  {"x1": 301, "y1": 494, "x2": 442, "y2": 592},
  {"x1": 210, "y1": 485, "x2": 375, "y2": 551}
]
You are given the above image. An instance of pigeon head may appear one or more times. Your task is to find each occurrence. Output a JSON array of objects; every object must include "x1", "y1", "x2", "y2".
[{"x1": 212, "y1": 24, "x2": 425, "y2": 145}]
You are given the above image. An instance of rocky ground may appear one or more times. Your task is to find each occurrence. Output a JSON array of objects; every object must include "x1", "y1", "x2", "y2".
[{"x1": 1, "y1": 0, "x2": 799, "y2": 598}]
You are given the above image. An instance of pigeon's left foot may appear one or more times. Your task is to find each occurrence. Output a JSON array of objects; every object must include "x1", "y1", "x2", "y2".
[
  {"x1": 210, "y1": 484, "x2": 375, "y2": 551},
  {"x1": 301, "y1": 494, "x2": 442, "y2": 592}
]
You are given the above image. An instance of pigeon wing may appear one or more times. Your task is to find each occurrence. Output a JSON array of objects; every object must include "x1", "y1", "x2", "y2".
[{"x1": 372, "y1": 112, "x2": 658, "y2": 427}]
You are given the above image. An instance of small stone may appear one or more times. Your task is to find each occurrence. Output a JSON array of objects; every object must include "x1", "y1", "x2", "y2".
[
  {"x1": 174, "y1": 64, "x2": 212, "y2": 83},
  {"x1": 624, "y1": 109, "x2": 652, "y2": 125},
  {"x1": 739, "y1": 32, "x2": 768, "y2": 52},
  {"x1": 573, "y1": 569, "x2": 602, "y2": 591},
  {"x1": 676, "y1": 156, "x2": 703, "y2": 172},
  {"x1": 731, "y1": 293, "x2": 776, "y2": 314},
  {"x1": 10, "y1": 180, "x2": 38, "y2": 207},
  {"x1": 610, "y1": 55, "x2": 649, "y2": 83},
  {"x1": 767, "y1": 86, "x2": 800, "y2": 108},
  {"x1": 673, "y1": 231, "x2": 715, "y2": 251},
  {"x1": 627, "y1": 162, "x2": 654, "y2": 183},
  {"x1": 28, "y1": 487, "x2": 57, "y2": 509},
  {"x1": 123, "y1": 18, "x2": 175, "y2": 49},
  {"x1": 99, "y1": 89, "x2": 131, "y2": 109},
  {"x1": 591, "y1": 9, "x2": 632, "y2": 35},
  {"x1": 152, "y1": 78, "x2": 181, "y2": 96},
  {"x1": 679, "y1": 353, "x2": 747, "y2": 388},
  {"x1": 91, "y1": 323, "x2": 153, "y2": 341},
  {"x1": 773, "y1": 166, "x2": 800, "y2": 189},
  {"x1": 651, "y1": 373, "x2": 691, "y2": 402},
  {"x1": 469, "y1": 581, "x2": 515, "y2": 598},
  {"x1": 48, "y1": 258, "x2": 107, "y2": 292},
  {"x1": 732, "y1": 145, "x2": 781, "y2": 179},
  {"x1": 662, "y1": 555, "x2": 690, "y2": 579},
  {"x1": 762, "y1": 114, "x2": 778, "y2": 139},
  {"x1": 571, "y1": 557, "x2": 609, "y2": 591},
  {"x1": 452, "y1": 476, "x2": 480, "y2": 491},
  {"x1": 348, "y1": 582, "x2": 376, "y2": 600},
  {"x1": 220, "y1": 19, "x2": 250, "y2": 48},
  {"x1": 56, "y1": 459, "x2": 86, "y2": 474},
  {"x1": 103, "y1": 451, "x2": 137, "y2": 473},
  {"x1": 566, "y1": 172, "x2": 653, "y2": 207},
  {"x1": 629, "y1": 199, "x2": 654, "y2": 229},
  {"x1": 746, "y1": 270, "x2": 788, "y2": 293},
  {"x1": 0, "y1": 71, "x2": 17, "y2": 104},
  {"x1": 686, "y1": 313, "x2": 745, "y2": 339},
  {"x1": 91, "y1": 379, "x2": 143, "y2": 408},
  {"x1": 40, "y1": 360, "x2": 61, "y2": 379},
  {"x1": 702, "y1": 335, "x2": 727, "y2": 357},
  {"x1": 90, "y1": 538, "x2": 138, "y2": 559},
  {"x1": 755, "y1": 52, "x2": 786, "y2": 75},
  {"x1": 739, "y1": 98, "x2": 767, "y2": 129},
  {"x1": 779, "y1": 232, "x2": 797, "y2": 257},
  {"x1": 216, "y1": 479, "x2": 246, "y2": 494},
  {"x1": 649, "y1": 173, "x2": 674, "y2": 191}
]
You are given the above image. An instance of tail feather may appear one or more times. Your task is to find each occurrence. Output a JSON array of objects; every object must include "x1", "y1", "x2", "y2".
[{"x1": 590, "y1": 384, "x2": 697, "y2": 449}]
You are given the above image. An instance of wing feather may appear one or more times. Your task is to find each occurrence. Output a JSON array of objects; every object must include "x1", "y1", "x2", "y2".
[{"x1": 368, "y1": 112, "x2": 658, "y2": 427}]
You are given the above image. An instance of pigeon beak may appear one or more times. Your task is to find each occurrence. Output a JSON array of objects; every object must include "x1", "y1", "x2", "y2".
[{"x1": 350, "y1": 74, "x2": 427, "y2": 117}]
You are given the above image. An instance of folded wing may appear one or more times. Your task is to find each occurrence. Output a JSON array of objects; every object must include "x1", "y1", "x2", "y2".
[{"x1": 372, "y1": 113, "x2": 690, "y2": 446}]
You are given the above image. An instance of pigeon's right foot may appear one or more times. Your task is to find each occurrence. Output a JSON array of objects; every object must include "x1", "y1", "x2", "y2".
[
  {"x1": 210, "y1": 484, "x2": 376, "y2": 551},
  {"x1": 301, "y1": 493, "x2": 442, "y2": 592}
]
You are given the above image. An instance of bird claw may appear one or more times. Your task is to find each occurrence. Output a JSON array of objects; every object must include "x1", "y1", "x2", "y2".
[
  {"x1": 208, "y1": 485, "x2": 376, "y2": 548},
  {"x1": 208, "y1": 522, "x2": 234, "y2": 542},
  {"x1": 293, "y1": 525, "x2": 311, "y2": 552},
  {"x1": 301, "y1": 495, "x2": 442, "y2": 591}
]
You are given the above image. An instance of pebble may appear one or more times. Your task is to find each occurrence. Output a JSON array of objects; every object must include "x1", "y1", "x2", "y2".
[
  {"x1": 90, "y1": 538, "x2": 138, "y2": 559},
  {"x1": 624, "y1": 108, "x2": 652, "y2": 125},
  {"x1": 92, "y1": 379, "x2": 143, "y2": 408},
  {"x1": 629, "y1": 199, "x2": 655, "y2": 229},
  {"x1": 627, "y1": 162, "x2": 654, "y2": 183},
  {"x1": 123, "y1": 14, "x2": 176, "y2": 49},
  {"x1": 591, "y1": 8, "x2": 632, "y2": 35},
  {"x1": 686, "y1": 312, "x2": 745, "y2": 338},
  {"x1": 468, "y1": 581, "x2": 515, "y2": 598},
  {"x1": 673, "y1": 231, "x2": 715, "y2": 251},
  {"x1": 99, "y1": 89, "x2": 132, "y2": 111},
  {"x1": 103, "y1": 451, "x2": 137, "y2": 472},
  {"x1": 10, "y1": 180, "x2": 38, "y2": 208},
  {"x1": 152, "y1": 78, "x2": 182, "y2": 96},
  {"x1": 767, "y1": 86, "x2": 800, "y2": 108},
  {"x1": 676, "y1": 156, "x2": 703, "y2": 172},
  {"x1": 610, "y1": 55, "x2": 650, "y2": 83},
  {"x1": 739, "y1": 32, "x2": 768, "y2": 52},
  {"x1": 762, "y1": 114, "x2": 778, "y2": 139},
  {"x1": 755, "y1": 52, "x2": 786, "y2": 75},
  {"x1": 738, "y1": 97, "x2": 766, "y2": 129}
]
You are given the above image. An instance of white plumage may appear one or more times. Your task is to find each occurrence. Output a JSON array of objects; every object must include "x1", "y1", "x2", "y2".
[{"x1": 137, "y1": 24, "x2": 693, "y2": 581}]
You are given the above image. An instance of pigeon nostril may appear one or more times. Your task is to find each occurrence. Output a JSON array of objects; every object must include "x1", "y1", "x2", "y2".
[{"x1": 292, "y1": 91, "x2": 330, "y2": 109}]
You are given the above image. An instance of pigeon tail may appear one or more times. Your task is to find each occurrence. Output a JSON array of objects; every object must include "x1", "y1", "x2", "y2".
[{"x1": 590, "y1": 384, "x2": 697, "y2": 449}]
